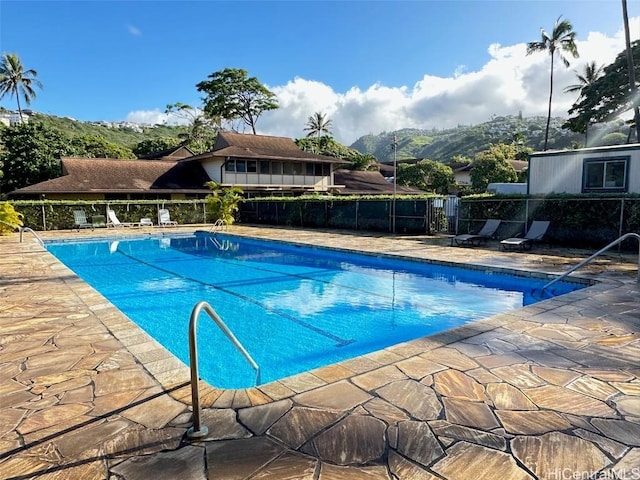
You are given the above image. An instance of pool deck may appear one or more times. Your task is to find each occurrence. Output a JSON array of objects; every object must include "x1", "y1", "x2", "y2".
[{"x1": 1, "y1": 225, "x2": 639, "y2": 480}]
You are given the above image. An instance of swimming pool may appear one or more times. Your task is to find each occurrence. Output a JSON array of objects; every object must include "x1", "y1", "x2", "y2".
[{"x1": 47, "y1": 233, "x2": 585, "y2": 389}]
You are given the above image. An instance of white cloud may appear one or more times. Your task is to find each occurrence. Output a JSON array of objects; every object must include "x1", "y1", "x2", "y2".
[
  {"x1": 125, "y1": 108, "x2": 193, "y2": 126},
  {"x1": 127, "y1": 18, "x2": 639, "y2": 145},
  {"x1": 127, "y1": 24, "x2": 142, "y2": 36}
]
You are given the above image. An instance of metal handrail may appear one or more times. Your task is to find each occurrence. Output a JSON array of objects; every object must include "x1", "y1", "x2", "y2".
[
  {"x1": 209, "y1": 219, "x2": 227, "y2": 235},
  {"x1": 542, "y1": 232, "x2": 640, "y2": 290},
  {"x1": 187, "y1": 301, "x2": 260, "y2": 439},
  {"x1": 0, "y1": 220, "x2": 45, "y2": 247},
  {"x1": 20, "y1": 227, "x2": 45, "y2": 247}
]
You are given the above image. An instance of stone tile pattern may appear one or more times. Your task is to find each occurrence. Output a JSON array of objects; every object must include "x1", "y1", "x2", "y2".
[{"x1": 0, "y1": 226, "x2": 639, "y2": 479}]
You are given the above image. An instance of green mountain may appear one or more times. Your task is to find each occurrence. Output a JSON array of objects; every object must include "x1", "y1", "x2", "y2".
[
  {"x1": 350, "y1": 115, "x2": 631, "y2": 162},
  {"x1": 27, "y1": 112, "x2": 189, "y2": 149}
]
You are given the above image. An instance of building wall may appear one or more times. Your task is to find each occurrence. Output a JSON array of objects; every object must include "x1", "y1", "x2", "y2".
[
  {"x1": 200, "y1": 158, "x2": 334, "y2": 191},
  {"x1": 529, "y1": 145, "x2": 640, "y2": 194}
]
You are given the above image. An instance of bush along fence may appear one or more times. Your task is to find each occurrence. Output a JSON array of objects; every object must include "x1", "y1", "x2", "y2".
[
  {"x1": 9, "y1": 200, "x2": 210, "y2": 231},
  {"x1": 238, "y1": 196, "x2": 457, "y2": 235},
  {"x1": 457, "y1": 195, "x2": 640, "y2": 250}
]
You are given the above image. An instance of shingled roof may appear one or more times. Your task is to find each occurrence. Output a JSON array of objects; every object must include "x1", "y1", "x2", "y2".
[
  {"x1": 189, "y1": 131, "x2": 348, "y2": 164},
  {"x1": 333, "y1": 169, "x2": 425, "y2": 195},
  {"x1": 10, "y1": 157, "x2": 211, "y2": 196}
]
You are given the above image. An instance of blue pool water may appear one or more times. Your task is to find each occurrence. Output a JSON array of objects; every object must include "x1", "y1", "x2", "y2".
[{"x1": 46, "y1": 233, "x2": 585, "y2": 389}]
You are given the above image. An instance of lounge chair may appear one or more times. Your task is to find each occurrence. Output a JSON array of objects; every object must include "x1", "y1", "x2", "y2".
[
  {"x1": 452, "y1": 219, "x2": 501, "y2": 247},
  {"x1": 158, "y1": 209, "x2": 178, "y2": 227},
  {"x1": 501, "y1": 221, "x2": 550, "y2": 251},
  {"x1": 107, "y1": 209, "x2": 140, "y2": 228},
  {"x1": 73, "y1": 210, "x2": 93, "y2": 231}
]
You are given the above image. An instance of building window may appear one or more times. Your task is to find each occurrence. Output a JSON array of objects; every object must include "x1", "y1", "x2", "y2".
[
  {"x1": 247, "y1": 160, "x2": 257, "y2": 173},
  {"x1": 225, "y1": 160, "x2": 235, "y2": 172},
  {"x1": 583, "y1": 156, "x2": 629, "y2": 192},
  {"x1": 272, "y1": 162, "x2": 283, "y2": 174},
  {"x1": 260, "y1": 161, "x2": 270, "y2": 174}
]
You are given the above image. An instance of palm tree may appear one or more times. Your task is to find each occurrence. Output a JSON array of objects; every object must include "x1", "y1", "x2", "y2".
[
  {"x1": 304, "y1": 111, "x2": 332, "y2": 138},
  {"x1": 563, "y1": 61, "x2": 603, "y2": 94},
  {"x1": 0, "y1": 53, "x2": 43, "y2": 122},
  {"x1": 563, "y1": 61, "x2": 603, "y2": 144},
  {"x1": 527, "y1": 16, "x2": 579, "y2": 150}
]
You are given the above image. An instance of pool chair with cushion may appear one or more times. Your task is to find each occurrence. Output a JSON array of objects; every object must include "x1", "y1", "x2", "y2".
[
  {"x1": 158, "y1": 209, "x2": 178, "y2": 227},
  {"x1": 452, "y1": 219, "x2": 501, "y2": 247},
  {"x1": 107, "y1": 209, "x2": 141, "y2": 228},
  {"x1": 73, "y1": 209, "x2": 93, "y2": 231},
  {"x1": 501, "y1": 220, "x2": 550, "y2": 251}
]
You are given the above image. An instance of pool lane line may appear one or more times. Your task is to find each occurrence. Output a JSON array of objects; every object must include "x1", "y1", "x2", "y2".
[{"x1": 113, "y1": 248, "x2": 355, "y2": 347}]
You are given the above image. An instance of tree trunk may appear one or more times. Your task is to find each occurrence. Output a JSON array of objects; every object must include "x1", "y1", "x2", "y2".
[
  {"x1": 544, "y1": 54, "x2": 555, "y2": 151},
  {"x1": 16, "y1": 95, "x2": 23, "y2": 123},
  {"x1": 622, "y1": 0, "x2": 640, "y2": 142}
]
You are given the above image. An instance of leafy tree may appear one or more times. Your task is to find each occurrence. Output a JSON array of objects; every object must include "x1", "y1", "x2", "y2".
[
  {"x1": 196, "y1": 68, "x2": 278, "y2": 134},
  {"x1": 596, "y1": 132, "x2": 628, "y2": 146},
  {"x1": 70, "y1": 134, "x2": 135, "y2": 159},
  {"x1": 527, "y1": 16, "x2": 579, "y2": 150},
  {"x1": 296, "y1": 136, "x2": 376, "y2": 171},
  {"x1": 622, "y1": 0, "x2": 640, "y2": 142},
  {"x1": 565, "y1": 40, "x2": 640, "y2": 141},
  {"x1": 562, "y1": 61, "x2": 603, "y2": 143},
  {"x1": 165, "y1": 102, "x2": 219, "y2": 153},
  {"x1": 304, "y1": 112, "x2": 332, "y2": 138},
  {"x1": 133, "y1": 137, "x2": 182, "y2": 157},
  {"x1": 397, "y1": 159, "x2": 454, "y2": 194},
  {"x1": 0, "y1": 53, "x2": 42, "y2": 122},
  {"x1": 0, "y1": 122, "x2": 73, "y2": 193},
  {"x1": 205, "y1": 181, "x2": 244, "y2": 225},
  {"x1": 470, "y1": 143, "x2": 518, "y2": 192}
]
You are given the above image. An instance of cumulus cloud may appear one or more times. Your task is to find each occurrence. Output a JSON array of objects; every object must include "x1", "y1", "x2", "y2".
[
  {"x1": 125, "y1": 108, "x2": 193, "y2": 126},
  {"x1": 128, "y1": 19, "x2": 639, "y2": 145}
]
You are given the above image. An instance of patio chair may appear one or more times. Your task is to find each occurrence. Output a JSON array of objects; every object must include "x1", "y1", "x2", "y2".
[
  {"x1": 107, "y1": 209, "x2": 140, "y2": 228},
  {"x1": 73, "y1": 210, "x2": 93, "y2": 231},
  {"x1": 452, "y1": 219, "x2": 501, "y2": 247},
  {"x1": 500, "y1": 221, "x2": 550, "y2": 251},
  {"x1": 158, "y1": 209, "x2": 178, "y2": 227}
]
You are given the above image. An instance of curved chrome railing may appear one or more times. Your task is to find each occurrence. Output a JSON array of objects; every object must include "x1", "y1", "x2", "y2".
[
  {"x1": 187, "y1": 301, "x2": 260, "y2": 439},
  {"x1": 542, "y1": 232, "x2": 640, "y2": 290}
]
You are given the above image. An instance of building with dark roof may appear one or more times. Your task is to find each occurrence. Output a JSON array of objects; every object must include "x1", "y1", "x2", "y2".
[{"x1": 10, "y1": 132, "x2": 351, "y2": 200}]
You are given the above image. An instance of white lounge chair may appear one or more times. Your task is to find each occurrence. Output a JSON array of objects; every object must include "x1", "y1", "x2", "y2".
[
  {"x1": 452, "y1": 219, "x2": 501, "y2": 247},
  {"x1": 107, "y1": 209, "x2": 140, "y2": 228},
  {"x1": 158, "y1": 209, "x2": 178, "y2": 227},
  {"x1": 73, "y1": 210, "x2": 93, "y2": 231},
  {"x1": 501, "y1": 221, "x2": 550, "y2": 251}
]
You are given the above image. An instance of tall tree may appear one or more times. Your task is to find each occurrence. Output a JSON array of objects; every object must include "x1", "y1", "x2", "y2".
[
  {"x1": 0, "y1": 53, "x2": 43, "y2": 122},
  {"x1": 165, "y1": 102, "x2": 219, "y2": 153},
  {"x1": 527, "y1": 16, "x2": 579, "y2": 150},
  {"x1": 304, "y1": 112, "x2": 333, "y2": 138},
  {"x1": 196, "y1": 68, "x2": 278, "y2": 134},
  {"x1": 622, "y1": 0, "x2": 640, "y2": 141},
  {"x1": 565, "y1": 41, "x2": 640, "y2": 137},
  {"x1": 563, "y1": 61, "x2": 603, "y2": 143}
]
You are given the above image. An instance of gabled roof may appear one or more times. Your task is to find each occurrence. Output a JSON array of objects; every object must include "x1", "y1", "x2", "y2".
[
  {"x1": 10, "y1": 157, "x2": 211, "y2": 196},
  {"x1": 333, "y1": 169, "x2": 425, "y2": 195},
  {"x1": 189, "y1": 131, "x2": 348, "y2": 164},
  {"x1": 139, "y1": 144, "x2": 195, "y2": 161}
]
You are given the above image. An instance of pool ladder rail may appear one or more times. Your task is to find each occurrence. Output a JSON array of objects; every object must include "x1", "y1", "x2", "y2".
[
  {"x1": 209, "y1": 219, "x2": 227, "y2": 235},
  {"x1": 0, "y1": 220, "x2": 45, "y2": 248},
  {"x1": 187, "y1": 301, "x2": 260, "y2": 439},
  {"x1": 542, "y1": 232, "x2": 640, "y2": 290}
]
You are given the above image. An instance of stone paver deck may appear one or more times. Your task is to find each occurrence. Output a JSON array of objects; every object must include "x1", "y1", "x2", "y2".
[{"x1": 1, "y1": 225, "x2": 639, "y2": 479}]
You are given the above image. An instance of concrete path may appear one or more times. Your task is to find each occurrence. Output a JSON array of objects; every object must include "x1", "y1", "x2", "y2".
[{"x1": 1, "y1": 225, "x2": 638, "y2": 479}]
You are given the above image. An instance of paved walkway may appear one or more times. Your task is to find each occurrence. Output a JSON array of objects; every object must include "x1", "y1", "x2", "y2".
[{"x1": 1, "y1": 225, "x2": 639, "y2": 480}]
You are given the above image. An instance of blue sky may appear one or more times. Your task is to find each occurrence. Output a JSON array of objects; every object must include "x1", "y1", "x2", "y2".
[{"x1": 1, "y1": 1, "x2": 639, "y2": 144}]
